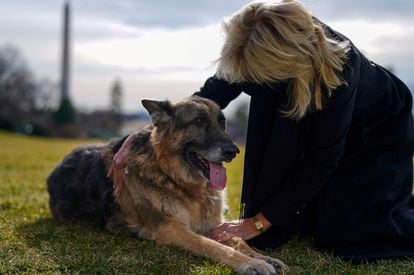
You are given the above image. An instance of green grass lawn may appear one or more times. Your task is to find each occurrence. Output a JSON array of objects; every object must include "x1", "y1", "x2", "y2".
[{"x1": 1, "y1": 130, "x2": 413, "y2": 274}]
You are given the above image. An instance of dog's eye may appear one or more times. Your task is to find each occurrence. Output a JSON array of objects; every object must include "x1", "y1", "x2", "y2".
[
  {"x1": 196, "y1": 117, "x2": 205, "y2": 126},
  {"x1": 218, "y1": 116, "x2": 226, "y2": 129},
  {"x1": 217, "y1": 115, "x2": 226, "y2": 129}
]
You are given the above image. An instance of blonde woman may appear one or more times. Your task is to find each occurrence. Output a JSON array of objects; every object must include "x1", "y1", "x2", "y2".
[
  {"x1": 110, "y1": 0, "x2": 414, "y2": 262},
  {"x1": 200, "y1": 1, "x2": 414, "y2": 261}
]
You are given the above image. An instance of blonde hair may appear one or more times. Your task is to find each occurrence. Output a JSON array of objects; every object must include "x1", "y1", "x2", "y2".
[{"x1": 216, "y1": 0, "x2": 350, "y2": 119}]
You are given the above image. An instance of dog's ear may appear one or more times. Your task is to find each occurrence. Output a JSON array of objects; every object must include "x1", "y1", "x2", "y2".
[{"x1": 141, "y1": 99, "x2": 173, "y2": 126}]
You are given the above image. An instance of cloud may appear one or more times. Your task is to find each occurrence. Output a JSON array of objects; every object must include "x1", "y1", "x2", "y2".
[
  {"x1": 368, "y1": 27, "x2": 414, "y2": 83},
  {"x1": 74, "y1": 24, "x2": 222, "y2": 71},
  {"x1": 304, "y1": 0, "x2": 414, "y2": 22},
  {"x1": 0, "y1": 0, "x2": 413, "y2": 113},
  {"x1": 72, "y1": 0, "x2": 414, "y2": 30},
  {"x1": 371, "y1": 28, "x2": 414, "y2": 59},
  {"x1": 73, "y1": 0, "x2": 251, "y2": 29}
]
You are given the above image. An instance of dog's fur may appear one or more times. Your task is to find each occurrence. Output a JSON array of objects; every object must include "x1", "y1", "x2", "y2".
[{"x1": 47, "y1": 96, "x2": 287, "y2": 274}]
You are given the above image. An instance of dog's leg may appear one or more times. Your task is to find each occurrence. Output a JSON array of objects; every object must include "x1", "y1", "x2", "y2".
[
  {"x1": 223, "y1": 237, "x2": 288, "y2": 274},
  {"x1": 153, "y1": 222, "x2": 282, "y2": 274}
]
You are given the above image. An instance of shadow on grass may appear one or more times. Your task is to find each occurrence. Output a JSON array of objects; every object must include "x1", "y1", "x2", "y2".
[
  {"x1": 16, "y1": 218, "x2": 223, "y2": 274},
  {"x1": 13, "y1": 219, "x2": 414, "y2": 274}
]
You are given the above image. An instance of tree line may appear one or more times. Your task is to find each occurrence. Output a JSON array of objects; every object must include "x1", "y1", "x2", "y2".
[
  {"x1": 0, "y1": 43, "x2": 249, "y2": 141},
  {"x1": 0, "y1": 44, "x2": 125, "y2": 138}
]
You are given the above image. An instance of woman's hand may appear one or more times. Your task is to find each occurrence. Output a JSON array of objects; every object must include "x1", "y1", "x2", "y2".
[
  {"x1": 208, "y1": 213, "x2": 272, "y2": 243},
  {"x1": 208, "y1": 219, "x2": 259, "y2": 243}
]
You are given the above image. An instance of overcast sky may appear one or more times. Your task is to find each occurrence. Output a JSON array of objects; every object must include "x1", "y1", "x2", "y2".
[{"x1": 1, "y1": 0, "x2": 413, "y2": 114}]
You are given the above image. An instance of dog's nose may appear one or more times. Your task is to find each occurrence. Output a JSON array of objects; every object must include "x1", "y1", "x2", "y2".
[{"x1": 222, "y1": 143, "x2": 240, "y2": 160}]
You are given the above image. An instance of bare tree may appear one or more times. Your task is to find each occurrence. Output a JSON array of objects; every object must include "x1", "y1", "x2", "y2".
[
  {"x1": 108, "y1": 78, "x2": 123, "y2": 135},
  {"x1": 0, "y1": 44, "x2": 59, "y2": 135},
  {"x1": 110, "y1": 78, "x2": 122, "y2": 115},
  {"x1": 0, "y1": 45, "x2": 37, "y2": 122},
  {"x1": 35, "y1": 78, "x2": 59, "y2": 111}
]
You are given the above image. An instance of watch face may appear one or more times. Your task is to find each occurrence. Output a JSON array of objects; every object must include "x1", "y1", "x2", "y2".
[{"x1": 254, "y1": 220, "x2": 264, "y2": 230}]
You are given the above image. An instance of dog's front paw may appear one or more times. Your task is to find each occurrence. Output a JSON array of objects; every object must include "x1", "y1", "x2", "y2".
[
  {"x1": 238, "y1": 259, "x2": 277, "y2": 275},
  {"x1": 248, "y1": 255, "x2": 288, "y2": 274}
]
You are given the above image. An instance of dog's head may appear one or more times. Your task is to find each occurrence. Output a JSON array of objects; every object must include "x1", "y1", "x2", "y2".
[{"x1": 142, "y1": 96, "x2": 239, "y2": 190}]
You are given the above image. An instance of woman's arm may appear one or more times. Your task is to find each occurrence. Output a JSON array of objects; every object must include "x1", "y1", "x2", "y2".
[
  {"x1": 193, "y1": 76, "x2": 243, "y2": 109},
  {"x1": 209, "y1": 80, "x2": 358, "y2": 242}
]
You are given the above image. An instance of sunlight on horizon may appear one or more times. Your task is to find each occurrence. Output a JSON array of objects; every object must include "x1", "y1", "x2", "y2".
[{"x1": 75, "y1": 24, "x2": 223, "y2": 77}]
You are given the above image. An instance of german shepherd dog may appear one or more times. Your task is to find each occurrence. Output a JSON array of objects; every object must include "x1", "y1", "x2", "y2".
[{"x1": 47, "y1": 96, "x2": 287, "y2": 274}]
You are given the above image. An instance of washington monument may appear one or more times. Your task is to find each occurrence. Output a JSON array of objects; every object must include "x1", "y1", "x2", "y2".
[{"x1": 60, "y1": 1, "x2": 71, "y2": 101}]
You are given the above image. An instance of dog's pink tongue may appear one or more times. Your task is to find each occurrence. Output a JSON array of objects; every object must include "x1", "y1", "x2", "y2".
[{"x1": 209, "y1": 162, "x2": 226, "y2": 190}]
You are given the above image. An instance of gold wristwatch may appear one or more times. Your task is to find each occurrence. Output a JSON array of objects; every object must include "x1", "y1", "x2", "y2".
[{"x1": 252, "y1": 216, "x2": 265, "y2": 233}]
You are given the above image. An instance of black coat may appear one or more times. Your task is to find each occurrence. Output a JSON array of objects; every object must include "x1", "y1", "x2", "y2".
[{"x1": 194, "y1": 25, "x2": 414, "y2": 261}]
